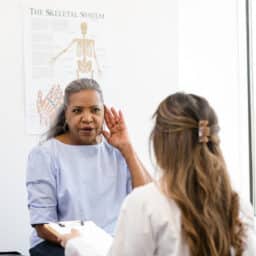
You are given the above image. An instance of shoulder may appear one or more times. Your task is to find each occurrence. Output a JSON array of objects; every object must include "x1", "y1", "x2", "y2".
[
  {"x1": 27, "y1": 139, "x2": 57, "y2": 161},
  {"x1": 119, "y1": 183, "x2": 156, "y2": 213},
  {"x1": 26, "y1": 140, "x2": 59, "y2": 177},
  {"x1": 121, "y1": 182, "x2": 181, "y2": 236},
  {"x1": 123, "y1": 182, "x2": 180, "y2": 216},
  {"x1": 117, "y1": 183, "x2": 160, "y2": 224},
  {"x1": 124, "y1": 183, "x2": 160, "y2": 203}
]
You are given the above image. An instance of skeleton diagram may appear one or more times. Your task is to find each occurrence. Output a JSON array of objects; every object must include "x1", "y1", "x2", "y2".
[
  {"x1": 51, "y1": 22, "x2": 101, "y2": 79},
  {"x1": 37, "y1": 84, "x2": 63, "y2": 127}
]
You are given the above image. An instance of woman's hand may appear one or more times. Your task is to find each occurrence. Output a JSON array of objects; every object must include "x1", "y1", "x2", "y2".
[
  {"x1": 103, "y1": 106, "x2": 152, "y2": 187},
  {"x1": 102, "y1": 106, "x2": 131, "y2": 152},
  {"x1": 58, "y1": 229, "x2": 81, "y2": 247}
]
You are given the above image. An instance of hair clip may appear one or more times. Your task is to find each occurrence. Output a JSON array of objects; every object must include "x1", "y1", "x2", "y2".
[{"x1": 198, "y1": 120, "x2": 210, "y2": 143}]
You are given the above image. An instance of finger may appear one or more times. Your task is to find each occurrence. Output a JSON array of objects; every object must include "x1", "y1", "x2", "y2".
[
  {"x1": 104, "y1": 106, "x2": 112, "y2": 129},
  {"x1": 57, "y1": 235, "x2": 62, "y2": 242},
  {"x1": 118, "y1": 110, "x2": 126, "y2": 126},
  {"x1": 57, "y1": 235, "x2": 66, "y2": 247},
  {"x1": 105, "y1": 106, "x2": 115, "y2": 127},
  {"x1": 111, "y1": 107, "x2": 119, "y2": 122},
  {"x1": 104, "y1": 117, "x2": 111, "y2": 130},
  {"x1": 51, "y1": 85, "x2": 57, "y2": 95},
  {"x1": 60, "y1": 240, "x2": 66, "y2": 247},
  {"x1": 52, "y1": 91, "x2": 58, "y2": 100},
  {"x1": 58, "y1": 89, "x2": 63, "y2": 99},
  {"x1": 48, "y1": 102, "x2": 55, "y2": 113},
  {"x1": 108, "y1": 108, "x2": 116, "y2": 123},
  {"x1": 45, "y1": 102, "x2": 51, "y2": 112},
  {"x1": 53, "y1": 86, "x2": 62, "y2": 100},
  {"x1": 47, "y1": 88, "x2": 54, "y2": 98},
  {"x1": 57, "y1": 98, "x2": 62, "y2": 106},
  {"x1": 71, "y1": 228, "x2": 80, "y2": 235}
]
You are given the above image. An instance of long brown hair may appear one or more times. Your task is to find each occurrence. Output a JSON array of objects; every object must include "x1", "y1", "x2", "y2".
[{"x1": 151, "y1": 92, "x2": 245, "y2": 256}]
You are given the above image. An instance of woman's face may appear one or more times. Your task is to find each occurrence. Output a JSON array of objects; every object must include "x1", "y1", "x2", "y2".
[{"x1": 65, "y1": 89, "x2": 104, "y2": 145}]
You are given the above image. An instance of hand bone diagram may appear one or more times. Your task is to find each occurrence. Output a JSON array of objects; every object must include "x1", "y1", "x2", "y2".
[{"x1": 37, "y1": 84, "x2": 63, "y2": 126}]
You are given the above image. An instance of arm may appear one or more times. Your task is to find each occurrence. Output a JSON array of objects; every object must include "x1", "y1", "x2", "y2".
[
  {"x1": 35, "y1": 224, "x2": 60, "y2": 244},
  {"x1": 26, "y1": 147, "x2": 60, "y2": 245},
  {"x1": 50, "y1": 39, "x2": 76, "y2": 63},
  {"x1": 102, "y1": 106, "x2": 152, "y2": 188},
  {"x1": 119, "y1": 142, "x2": 152, "y2": 188}
]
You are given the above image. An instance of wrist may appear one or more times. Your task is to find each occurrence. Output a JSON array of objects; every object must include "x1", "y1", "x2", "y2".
[{"x1": 118, "y1": 142, "x2": 134, "y2": 157}]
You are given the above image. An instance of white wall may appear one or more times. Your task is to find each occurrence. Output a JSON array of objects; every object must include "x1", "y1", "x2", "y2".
[
  {"x1": 0, "y1": 0, "x2": 178, "y2": 253},
  {"x1": 178, "y1": 0, "x2": 250, "y2": 200}
]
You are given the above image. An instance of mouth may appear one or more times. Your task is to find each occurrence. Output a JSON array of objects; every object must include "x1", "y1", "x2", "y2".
[{"x1": 79, "y1": 127, "x2": 94, "y2": 135}]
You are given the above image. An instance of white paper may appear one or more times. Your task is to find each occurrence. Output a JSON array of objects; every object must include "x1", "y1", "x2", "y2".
[{"x1": 48, "y1": 221, "x2": 113, "y2": 256}]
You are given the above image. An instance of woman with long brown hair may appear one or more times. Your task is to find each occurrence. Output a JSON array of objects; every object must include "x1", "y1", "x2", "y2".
[{"x1": 60, "y1": 92, "x2": 256, "y2": 255}]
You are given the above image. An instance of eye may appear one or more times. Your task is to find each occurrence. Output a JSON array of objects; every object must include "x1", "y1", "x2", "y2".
[
  {"x1": 72, "y1": 108, "x2": 82, "y2": 114},
  {"x1": 91, "y1": 107, "x2": 101, "y2": 114}
]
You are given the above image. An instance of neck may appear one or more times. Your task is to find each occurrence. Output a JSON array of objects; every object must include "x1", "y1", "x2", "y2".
[{"x1": 55, "y1": 133, "x2": 103, "y2": 145}]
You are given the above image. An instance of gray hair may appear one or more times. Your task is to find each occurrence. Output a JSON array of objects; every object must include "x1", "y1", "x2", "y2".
[{"x1": 45, "y1": 78, "x2": 104, "y2": 140}]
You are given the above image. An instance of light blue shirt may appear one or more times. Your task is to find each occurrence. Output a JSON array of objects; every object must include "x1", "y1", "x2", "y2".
[{"x1": 26, "y1": 138, "x2": 132, "y2": 248}]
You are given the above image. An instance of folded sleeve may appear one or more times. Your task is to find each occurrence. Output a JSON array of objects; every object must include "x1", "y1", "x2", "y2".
[
  {"x1": 107, "y1": 191, "x2": 155, "y2": 256},
  {"x1": 26, "y1": 147, "x2": 58, "y2": 225}
]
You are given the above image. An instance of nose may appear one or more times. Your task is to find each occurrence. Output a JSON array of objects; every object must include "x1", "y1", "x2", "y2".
[{"x1": 81, "y1": 111, "x2": 93, "y2": 123}]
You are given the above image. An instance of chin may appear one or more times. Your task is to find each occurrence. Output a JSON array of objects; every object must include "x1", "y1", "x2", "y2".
[{"x1": 80, "y1": 137, "x2": 98, "y2": 145}]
